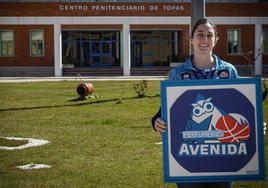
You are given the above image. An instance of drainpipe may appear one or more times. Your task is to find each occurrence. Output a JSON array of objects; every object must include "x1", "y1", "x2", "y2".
[{"x1": 190, "y1": 0, "x2": 205, "y2": 54}]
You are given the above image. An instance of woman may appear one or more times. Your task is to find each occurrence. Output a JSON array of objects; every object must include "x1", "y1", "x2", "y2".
[{"x1": 151, "y1": 18, "x2": 238, "y2": 188}]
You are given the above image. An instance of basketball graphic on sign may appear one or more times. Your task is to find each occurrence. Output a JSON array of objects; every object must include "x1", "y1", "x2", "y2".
[{"x1": 215, "y1": 114, "x2": 250, "y2": 143}]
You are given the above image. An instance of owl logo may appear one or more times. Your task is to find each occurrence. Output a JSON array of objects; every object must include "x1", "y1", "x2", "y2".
[{"x1": 186, "y1": 94, "x2": 223, "y2": 132}]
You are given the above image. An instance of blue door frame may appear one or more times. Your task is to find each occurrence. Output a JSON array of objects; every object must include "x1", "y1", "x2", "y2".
[
  {"x1": 89, "y1": 40, "x2": 113, "y2": 67},
  {"x1": 76, "y1": 32, "x2": 114, "y2": 67}
]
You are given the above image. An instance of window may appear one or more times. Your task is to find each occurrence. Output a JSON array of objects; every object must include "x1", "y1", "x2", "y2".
[
  {"x1": 227, "y1": 29, "x2": 241, "y2": 55},
  {"x1": 62, "y1": 31, "x2": 120, "y2": 67},
  {"x1": 262, "y1": 29, "x2": 268, "y2": 54},
  {"x1": 30, "y1": 30, "x2": 44, "y2": 56},
  {"x1": 131, "y1": 31, "x2": 179, "y2": 67},
  {"x1": 0, "y1": 30, "x2": 14, "y2": 56}
]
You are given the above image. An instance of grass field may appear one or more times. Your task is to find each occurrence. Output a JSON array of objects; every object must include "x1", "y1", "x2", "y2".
[{"x1": 0, "y1": 80, "x2": 267, "y2": 188}]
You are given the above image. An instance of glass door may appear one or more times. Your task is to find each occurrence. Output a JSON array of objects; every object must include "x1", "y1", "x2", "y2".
[
  {"x1": 142, "y1": 39, "x2": 153, "y2": 67},
  {"x1": 90, "y1": 32, "x2": 113, "y2": 67},
  {"x1": 102, "y1": 41, "x2": 113, "y2": 67},
  {"x1": 131, "y1": 40, "x2": 142, "y2": 67},
  {"x1": 131, "y1": 32, "x2": 153, "y2": 67}
]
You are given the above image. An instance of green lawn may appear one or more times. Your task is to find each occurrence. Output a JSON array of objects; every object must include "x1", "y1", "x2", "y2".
[{"x1": 0, "y1": 80, "x2": 267, "y2": 188}]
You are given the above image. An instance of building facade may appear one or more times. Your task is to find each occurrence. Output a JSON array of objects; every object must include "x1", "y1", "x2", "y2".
[{"x1": 0, "y1": 0, "x2": 268, "y2": 77}]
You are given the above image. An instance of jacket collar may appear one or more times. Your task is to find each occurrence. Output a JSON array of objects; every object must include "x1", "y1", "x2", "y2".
[{"x1": 183, "y1": 54, "x2": 226, "y2": 71}]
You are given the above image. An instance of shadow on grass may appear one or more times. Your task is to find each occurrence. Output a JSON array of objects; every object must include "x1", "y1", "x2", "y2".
[{"x1": 0, "y1": 94, "x2": 160, "y2": 112}]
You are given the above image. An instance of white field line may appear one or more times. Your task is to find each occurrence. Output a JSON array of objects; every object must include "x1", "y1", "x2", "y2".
[
  {"x1": 17, "y1": 163, "x2": 51, "y2": 170},
  {"x1": 154, "y1": 141, "x2": 162, "y2": 145},
  {"x1": 0, "y1": 136, "x2": 49, "y2": 150}
]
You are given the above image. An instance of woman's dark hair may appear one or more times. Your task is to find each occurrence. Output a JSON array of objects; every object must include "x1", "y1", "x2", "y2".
[{"x1": 191, "y1": 18, "x2": 219, "y2": 41}]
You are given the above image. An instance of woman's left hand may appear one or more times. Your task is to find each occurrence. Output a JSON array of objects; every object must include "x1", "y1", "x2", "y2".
[{"x1": 264, "y1": 122, "x2": 267, "y2": 135}]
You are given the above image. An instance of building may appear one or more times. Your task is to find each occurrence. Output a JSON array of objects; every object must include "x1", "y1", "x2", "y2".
[{"x1": 0, "y1": 0, "x2": 267, "y2": 77}]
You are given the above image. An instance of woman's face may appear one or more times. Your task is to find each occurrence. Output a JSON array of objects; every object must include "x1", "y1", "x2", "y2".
[{"x1": 191, "y1": 23, "x2": 217, "y2": 56}]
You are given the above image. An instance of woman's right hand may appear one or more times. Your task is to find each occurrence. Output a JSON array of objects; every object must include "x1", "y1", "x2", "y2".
[{"x1": 154, "y1": 117, "x2": 167, "y2": 135}]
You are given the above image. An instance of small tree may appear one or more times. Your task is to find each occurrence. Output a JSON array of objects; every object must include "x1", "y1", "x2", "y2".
[
  {"x1": 240, "y1": 48, "x2": 263, "y2": 77},
  {"x1": 240, "y1": 48, "x2": 267, "y2": 101},
  {"x1": 133, "y1": 80, "x2": 148, "y2": 98}
]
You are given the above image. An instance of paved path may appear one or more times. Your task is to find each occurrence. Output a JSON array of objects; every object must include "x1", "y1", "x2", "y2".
[
  {"x1": 0, "y1": 76, "x2": 267, "y2": 83},
  {"x1": 0, "y1": 76, "x2": 167, "y2": 83}
]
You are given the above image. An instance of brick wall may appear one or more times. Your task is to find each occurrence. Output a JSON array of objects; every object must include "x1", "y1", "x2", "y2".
[
  {"x1": 0, "y1": 25, "x2": 54, "y2": 66},
  {"x1": 213, "y1": 25, "x2": 256, "y2": 65},
  {"x1": 213, "y1": 24, "x2": 268, "y2": 66},
  {"x1": 206, "y1": 3, "x2": 268, "y2": 17}
]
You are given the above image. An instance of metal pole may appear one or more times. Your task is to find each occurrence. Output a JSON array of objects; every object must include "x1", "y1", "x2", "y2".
[
  {"x1": 191, "y1": 0, "x2": 205, "y2": 31},
  {"x1": 190, "y1": 0, "x2": 205, "y2": 54},
  {"x1": 255, "y1": 24, "x2": 262, "y2": 77}
]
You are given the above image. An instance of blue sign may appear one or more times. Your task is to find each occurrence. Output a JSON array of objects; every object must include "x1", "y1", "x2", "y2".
[{"x1": 161, "y1": 78, "x2": 265, "y2": 183}]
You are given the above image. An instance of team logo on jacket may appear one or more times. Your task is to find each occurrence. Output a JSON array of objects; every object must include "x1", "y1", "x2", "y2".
[
  {"x1": 181, "y1": 73, "x2": 192, "y2": 80},
  {"x1": 170, "y1": 89, "x2": 255, "y2": 172},
  {"x1": 217, "y1": 70, "x2": 229, "y2": 78}
]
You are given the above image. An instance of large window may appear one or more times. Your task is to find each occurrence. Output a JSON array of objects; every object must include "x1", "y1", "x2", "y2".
[
  {"x1": 0, "y1": 30, "x2": 14, "y2": 57},
  {"x1": 262, "y1": 29, "x2": 268, "y2": 54},
  {"x1": 131, "y1": 31, "x2": 179, "y2": 67},
  {"x1": 62, "y1": 31, "x2": 120, "y2": 67},
  {"x1": 227, "y1": 29, "x2": 241, "y2": 55},
  {"x1": 30, "y1": 30, "x2": 44, "y2": 56}
]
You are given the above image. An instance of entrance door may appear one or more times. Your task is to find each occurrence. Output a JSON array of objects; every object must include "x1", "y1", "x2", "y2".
[
  {"x1": 131, "y1": 40, "x2": 153, "y2": 67},
  {"x1": 142, "y1": 39, "x2": 153, "y2": 67},
  {"x1": 90, "y1": 41, "x2": 113, "y2": 67},
  {"x1": 132, "y1": 40, "x2": 142, "y2": 67},
  {"x1": 102, "y1": 41, "x2": 113, "y2": 67}
]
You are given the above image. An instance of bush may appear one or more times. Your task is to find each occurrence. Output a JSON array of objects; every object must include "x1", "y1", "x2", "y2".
[{"x1": 133, "y1": 80, "x2": 147, "y2": 98}]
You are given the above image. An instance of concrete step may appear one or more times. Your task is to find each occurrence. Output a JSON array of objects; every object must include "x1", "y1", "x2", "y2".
[
  {"x1": 63, "y1": 67, "x2": 123, "y2": 76},
  {"x1": 63, "y1": 67, "x2": 172, "y2": 76},
  {"x1": 131, "y1": 67, "x2": 171, "y2": 76},
  {"x1": 0, "y1": 66, "x2": 54, "y2": 77}
]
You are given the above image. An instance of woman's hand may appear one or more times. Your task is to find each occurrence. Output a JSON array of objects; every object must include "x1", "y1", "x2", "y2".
[
  {"x1": 154, "y1": 117, "x2": 167, "y2": 135},
  {"x1": 264, "y1": 122, "x2": 267, "y2": 135}
]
